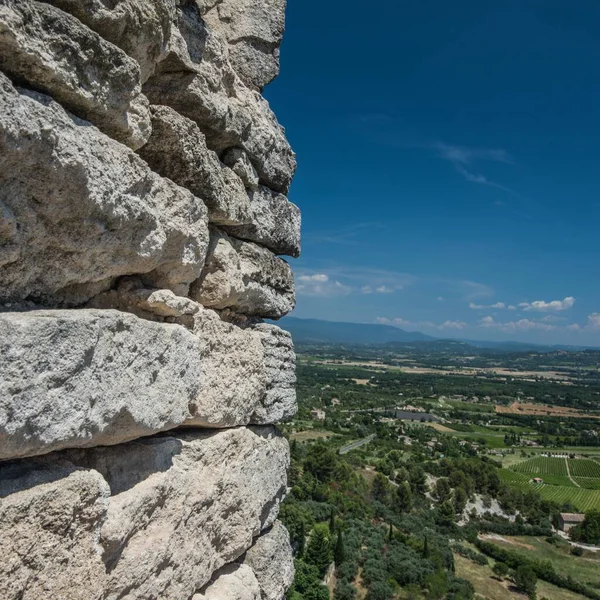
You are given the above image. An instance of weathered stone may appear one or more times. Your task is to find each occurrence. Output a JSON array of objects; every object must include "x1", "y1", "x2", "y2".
[
  {"x1": 41, "y1": 0, "x2": 176, "y2": 83},
  {"x1": 191, "y1": 230, "x2": 295, "y2": 319},
  {"x1": 69, "y1": 427, "x2": 289, "y2": 600},
  {"x1": 223, "y1": 186, "x2": 301, "y2": 258},
  {"x1": 202, "y1": 0, "x2": 287, "y2": 90},
  {"x1": 0, "y1": 0, "x2": 151, "y2": 149},
  {"x1": 0, "y1": 428, "x2": 289, "y2": 600},
  {"x1": 222, "y1": 147, "x2": 260, "y2": 190},
  {"x1": 240, "y1": 521, "x2": 295, "y2": 600},
  {"x1": 0, "y1": 307, "x2": 297, "y2": 460},
  {"x1": 251, "y1": 324, "x2": 297, "y2": 424},
  {"x1": 195, "y1": 564, "x2": 261, "y2": 600},
  {"x1": 0, "y1": 73, "x2": 209, "y2": 305},
  {"x1": 0, "y1": 459, "x2": 110, "y2": 600},
  {"x1": 139, "y1": 106, "x2": 301, "y2": 256},
  {"x1": 138, "y1": 105, "x2": 251, "y2": 227},
  {"x1": 0, "y1": 309, "x2": 203, "y2": 460},
  {"x1": 143, "y1": 5, "x2": 296, "y2": 194}
]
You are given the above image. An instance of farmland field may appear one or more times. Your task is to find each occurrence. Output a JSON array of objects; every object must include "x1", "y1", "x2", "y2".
[
  {"x1": 499, "y1": 469, "x2": 600, "y2": 511},
  {"x1": 512, "y1": 456, "x2": 568, "y2": 477}
]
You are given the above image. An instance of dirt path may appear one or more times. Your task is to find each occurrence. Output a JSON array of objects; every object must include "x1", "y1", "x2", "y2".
[{"x1": 565, "y1": 458, "x2": 581, "y2": 488}]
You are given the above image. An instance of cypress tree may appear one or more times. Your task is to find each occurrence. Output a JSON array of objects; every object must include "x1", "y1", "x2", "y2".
[{"x1": 334, "y1": 530, "x2": 345, "y2": 566}]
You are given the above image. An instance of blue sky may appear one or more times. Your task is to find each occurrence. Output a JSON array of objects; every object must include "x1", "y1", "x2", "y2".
[{"x1": 265, "y1": 0, "x2": 600, "y2": 345}]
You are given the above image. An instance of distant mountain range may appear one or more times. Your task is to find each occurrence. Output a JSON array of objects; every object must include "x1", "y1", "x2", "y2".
[
  {"x1": 280, "y1": 317, "x2": 434, "y2": 344},
  {"x1": 279, "y1": 317, "x2": 599, "y2": 352}
]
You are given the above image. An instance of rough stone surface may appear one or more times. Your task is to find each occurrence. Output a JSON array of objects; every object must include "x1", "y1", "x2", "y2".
[
  {"x1": 240, "y1": 521, "x2": 295, "y2": 600},
  {"x1": 223, "y1": 186, "x2": 301, "y2": 258},
  {"x1": 41, "y1": 0, "x2": 176, "y2": 83},
  {"x1": 138, "y1": 105, "x2": 251, "y2": 227},
  {"x1": 0, "y1": 309, "x2": 202, "y2": 460},
  {"x1": 0, "y1": 0, "x2": 151, "y2": 149},
  {"x1": 0, "y1": 73, "x2": 209, "y2": 305},
  {"x1": 195, "y1": 564, "x2": 261, "y2": 600},
  {"x1": 222, "y1": 146, "x2": 260, "y2": 190},
  {"x1": 0, "y1": 459, "x2": 110, "y2": 600},
  {"x1": 143, "y1": 4, "x2": 296, "y2": 194},
  {"x1": 202, "y1": 0, "x2": 287, "y2": 90},
  {"x1": 139, "y1": 106, "x2": 300, "y2": 256},
  {"x1": 191, "y1": 229, "x2": 295, "y2": 318},
  {"x1": 72, "y1": 427, "x2": 289, "y2": 600},
  {"x1": 0, "y1": 428, "x2": 289, "y2": 600},
  {"x1": 251, "y1": 325, "x2": 297, "y2": 424},
  {"x1": 0, "y1": 308, "x2": 297, "y2": 460}
]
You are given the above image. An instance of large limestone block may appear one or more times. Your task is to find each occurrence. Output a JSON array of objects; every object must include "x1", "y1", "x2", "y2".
[
  {"x1": 0, "y1": 459, "x2": 110, "y2": 600},
  {"x1": 223, "y1": 185, "x2": 301, "y2": 258},
  {"x1": 139, "y1": 106, "x2": 301, "y2": 256},
  {"x1": 41, "y1": 0, "x2": 176, "y2": 83},
  {"x1": 195, "y1": 564, "x2": 261, "y2": 600},
  {"x1": 71, "y1": 427, "x2": 289, "y2": 600},
  {"x1": 0, "y1": 309, "x2": 202, "y2": 460},
  {"x1": 138, "y1": 104, "x2": 250, "y2": 227},
  {"x1": 191, "y1": 230, "x2": 295, "y2": 319},
  {"x1": 0, "y1": 0, "x2": 150, "y2": 149},
  {"x1": 0, "y1": 74, "x2": 208, "y2": 305},
  {"x1": 202, "y1": 0, "x2": 287, "y2": 90},
  {"x1": 0, "y1": 428, "x2": 289, "y2": 600},
  {"x1": 240, "y1": 521, "x2": 295, "y2": 600},
  {"x1": 251, "y1": 324, "x2": 297, "y2": 424},
  {"x1": 143, "y1": 4, "x2": 296, "y2": 194},
  {"x1": 0, "y1": 307, "x2": 297, "y2": 460}
]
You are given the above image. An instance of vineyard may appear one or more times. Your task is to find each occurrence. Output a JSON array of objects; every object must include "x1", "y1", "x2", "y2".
[{"x1": 501, "y1": 457, "x2": 600, "y2": 511}]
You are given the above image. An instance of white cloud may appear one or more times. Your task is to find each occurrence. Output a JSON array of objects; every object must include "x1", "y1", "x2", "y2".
[
  {"x1": 587, "y1": 313, "x2": 600, "y2": 329},
  {"x1": 469, "y1": 301, "x2": 507, "y2": 310},
  {"x1": 478, "y1": 316, "x2": 556, "y2": 332},
  {"x1": 518, "y1": 297, "x2": 575, "y2": 312},
  {"x1": 376, "y1": 285, "x2": 393, "y2": 294},
  {"x1": 296, "y1": 273, "x2": 352, "y2": 297},
  {"x1": 377, "y1": 317, "x2": 466, "y2": 331}
]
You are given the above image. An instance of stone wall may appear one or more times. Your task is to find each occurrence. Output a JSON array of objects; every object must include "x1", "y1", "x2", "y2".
[{"x1": 0, "y1": 1, "x2": 298, "y2": 598}]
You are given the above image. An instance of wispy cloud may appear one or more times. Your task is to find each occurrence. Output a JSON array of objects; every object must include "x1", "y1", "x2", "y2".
[
  {"x1": 478, "y1": 316, "x2": 557, "y2": 332},
  {"x1": 296, "y1": 268, "x2": 412, "y2": 298},
  {"x1": 469, "y1": 301, "x2": 510, "y2": 310},
  {"x1": 296, "y1": 273, "x2": 352, "y2": 297},
  {"x1": 518, "y1": 297, "x2": 575, "y2": 312},
  {"x1": 429, "y1": 141, "x2": 514, "y2": 192},
  {"x1": 377, "y1": 317, "x2": 467, "y2": 331}
]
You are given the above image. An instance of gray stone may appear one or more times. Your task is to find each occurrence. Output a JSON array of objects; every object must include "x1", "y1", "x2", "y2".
[
  {"x1": 224, "y1": 186, "x2": 301, "y2": 258},
  {"x1": 0, "y1": 459, "x2": 110, "y2": 600},
  {"x1": 0, "y1": 307, "x2": 297, "y2": 460},
  {"x1": 241, "y1": 521, "x2": 295, "y2": 600},
  {"x1": 0, "y1": 0, "x2": 151, "y2": 149},
  {"x1": 138, "y1": 105, "x2": 251, "y2": 227},
  {"x1": 143, "y1": 5, "x2": 296, "y2": 194},
  {"x1": 222, "y1": 147, "x2": 260, "y2": 190},
  {"x1": 195, "y1": 564, "x2": 261, "y2": 600},
  {"x1": 0, "y1": 427, "x2": 289, "y2": 600},
  {"x1": 139, "y1": 106, "x2": 301, "y2": 256},
  {"x1": 70, "y1": 427, "x2": 289, "y2": 600},
  {"x1": 0, "y1": 73, "x2": 209, "y2": 305},
  {"x1": 40, "y1": 0, "x2": 176, "y2": 83},
  {"x1": 0, "y1": 309, "x2": 203, "y2": 460},
  {"x1": 251, "y1": 324, "x2": 297, "y2": 424},
  {"x1": 191, "y1": 229, "x2": 295, "y2": 319},
  {"x1": 202, "y1": 0, "x2": 287, "y2": 90}
]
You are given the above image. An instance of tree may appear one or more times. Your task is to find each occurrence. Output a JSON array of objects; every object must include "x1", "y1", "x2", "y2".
[
  {"x1": 395, "y1": 481, "x2": 413, "y2": 513},
  {"x1": 514, "y1": 565, "x2": 537, "y2": 599},
  {"x1": 305, "y1": 524, "x2": 332, "y2": 577},
  {"x1": 372, "y1": 473, "x2": 392, "y2": 504},
  {"x1": 492, "y1": 562, "x2": 509, "y2": 580},
  {"x1": 334, "y1": 531, "x2": 345, "y2": 566},
  {"x1": 410, "y1": 465, "x2": 428, "y2": 495},
  {"x1": 334, "y1": 579, "x2": 356, "y2": 600},
  {"x1": 434, "y1": 478, "x2": 452, "y2": 503},
  {"x1": 329, "y1": 509, "x2": 336, "y2": 534},
  {"x1": 304, "y1": 443, "x2": 337, "y2": 482},
  {"x1": 453, "y1": 487, "x2": 468, "y2": 514},
  {"x1": 292, "y1": 560, "x2": 330, "y2": 600}
]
